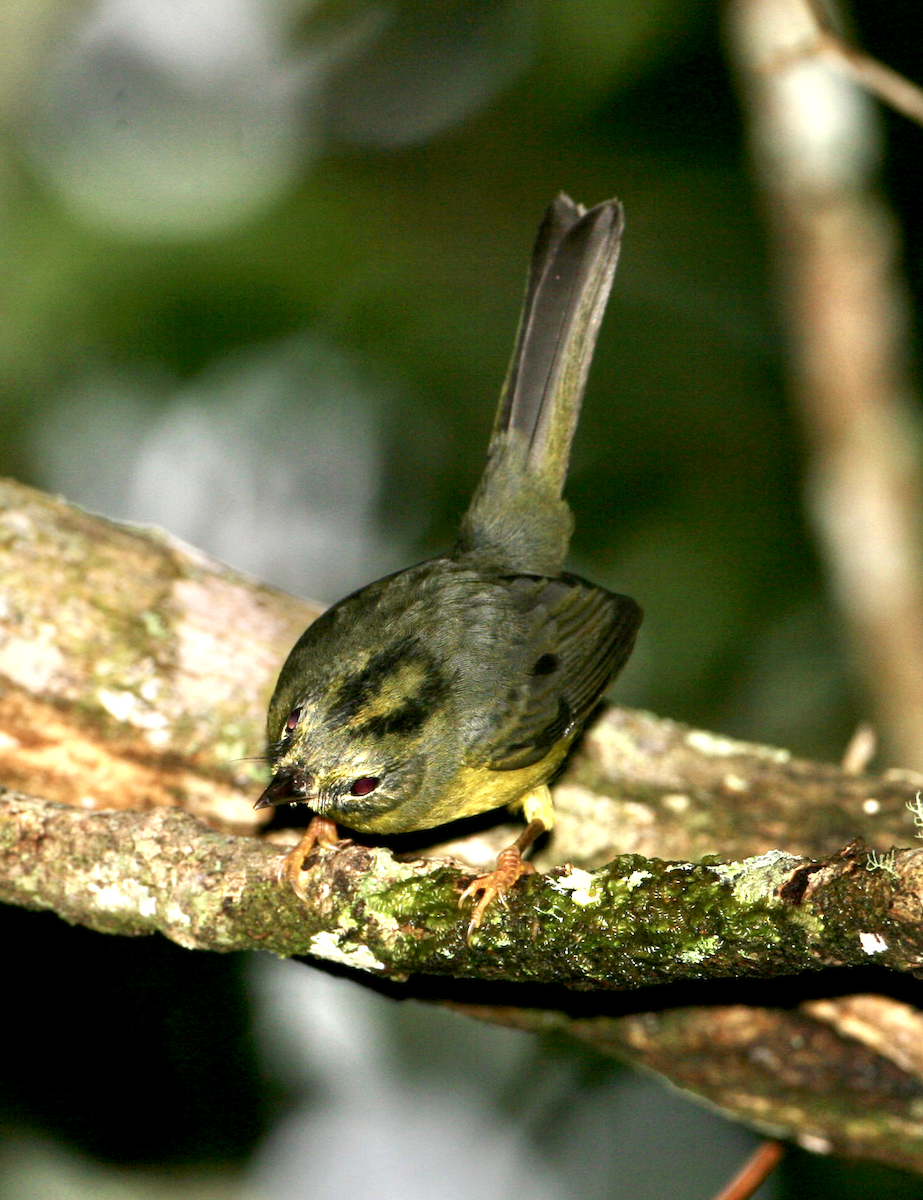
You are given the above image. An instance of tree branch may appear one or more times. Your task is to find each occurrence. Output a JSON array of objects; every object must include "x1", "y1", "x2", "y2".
[
  {"x1": 2, "y1": 786, "x2": 923, "y2": 984},
  {"x1": 3, "y1": 478, "x2": 923, "y2": 1172}
]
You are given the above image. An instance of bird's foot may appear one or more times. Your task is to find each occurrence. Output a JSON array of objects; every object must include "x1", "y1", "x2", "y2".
[
  {"x1": 281, "y1": 815, "x2": 343, "y2": 901},
  {"x1": 459, "y1": 844, "x2": 536, "y2": 942}
]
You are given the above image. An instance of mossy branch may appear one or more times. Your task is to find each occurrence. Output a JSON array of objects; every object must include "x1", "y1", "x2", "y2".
[
  {"x1": 2, "y1": 787, "x2": 923, "y2": 984},
  {"x1": 3, "y1": 478, "x2": 923, "y2": 1173}
]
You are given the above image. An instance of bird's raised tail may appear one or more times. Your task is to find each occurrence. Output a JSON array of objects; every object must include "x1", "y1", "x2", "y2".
[{"x1": 455, "y1": 195, "x2": 624, "y2": 575}]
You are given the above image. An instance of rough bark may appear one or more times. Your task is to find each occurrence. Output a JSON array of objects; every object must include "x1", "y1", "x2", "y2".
[
  {"x1": 2, "y1": 478, "x2": 923, "y2": 1173},
  {"x1": 3, "y1": 786, "x2": 923, "y2": 983},
  {"x1": 0, "y1": 477, "x2": 319, "y2": 831}
]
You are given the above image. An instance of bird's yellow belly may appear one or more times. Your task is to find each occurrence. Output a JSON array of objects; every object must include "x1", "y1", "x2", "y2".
[{"x1": 355, "y1": 737, "x2": 572, "y2": 835}]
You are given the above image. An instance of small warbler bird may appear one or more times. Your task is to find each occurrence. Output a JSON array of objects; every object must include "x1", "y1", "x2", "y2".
[{"x1": 255, "y1": 194, "x2": 642, "y2": 936}]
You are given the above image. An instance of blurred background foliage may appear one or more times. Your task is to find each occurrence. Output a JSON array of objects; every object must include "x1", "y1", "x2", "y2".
[{"x1": 2, "y1": 0, "x2": 923, "y2": 1197}]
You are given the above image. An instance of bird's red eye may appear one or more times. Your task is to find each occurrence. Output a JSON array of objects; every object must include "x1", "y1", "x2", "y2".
[
  {"x1": 349, "y1": 776, "x2": 380, "y2": 797},
  {"x1": 285, "y1": 707, "x2": 301, "y2": 732}
]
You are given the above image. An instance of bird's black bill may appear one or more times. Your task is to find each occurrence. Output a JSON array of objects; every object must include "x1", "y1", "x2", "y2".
[{"x1": 254, "y1": 766, "x2": 314, "y2": 809}]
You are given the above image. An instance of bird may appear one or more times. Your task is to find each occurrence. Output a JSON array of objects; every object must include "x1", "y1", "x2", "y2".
[{"x1": 255, "y1": 194, "x2": 642, "y2": 939}]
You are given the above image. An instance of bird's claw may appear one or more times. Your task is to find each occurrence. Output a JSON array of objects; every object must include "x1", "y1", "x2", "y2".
[
  {"x1": 280, "y1": 816, "x2": 343, "y2": 901},
  {"x1": 459, "y1": 847, "x2": 536, "y2": 942}
]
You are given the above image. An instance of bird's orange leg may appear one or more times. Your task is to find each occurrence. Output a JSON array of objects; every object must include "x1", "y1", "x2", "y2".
[
  {"x1": 282, "y1": 815, "x2": 341, "y2": 901},
  {"x1": 459, "y1": 816, "x2": 546, "y2": 941}
]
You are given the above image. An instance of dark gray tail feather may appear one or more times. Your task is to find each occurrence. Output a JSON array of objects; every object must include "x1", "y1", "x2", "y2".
[{"x1": 455, "y1": 195, "x2": 624, "y2": 575}]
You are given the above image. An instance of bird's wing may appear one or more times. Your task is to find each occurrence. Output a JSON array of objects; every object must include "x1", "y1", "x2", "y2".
[{"x1": 481, "y1": 573, "x2": 642, "y2": 771}]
